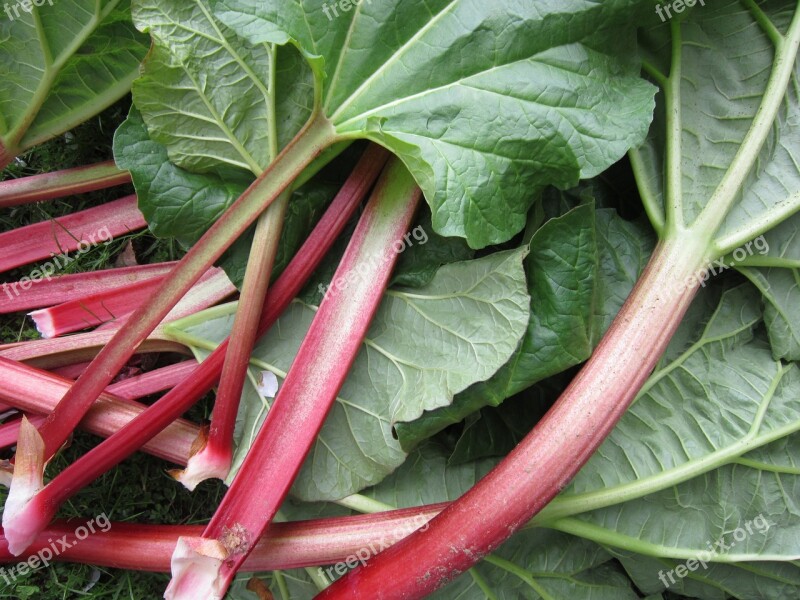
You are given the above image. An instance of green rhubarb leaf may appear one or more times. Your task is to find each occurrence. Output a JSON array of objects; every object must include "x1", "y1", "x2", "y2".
[
  {"x1": 633, "y1": 0, "x2": 800, "y2": 252},
  {"x1": 131, "y1": 0, "x2": 314, "y2": 175},
  {"x1": 114, "y1": 107, "x2": 252, "y2": 246},
  {"x1": 535, "y1": 285, "x2": 800, "y2": 562},
  {"x1": 739, "y1": 267, "x2": 800, "y2": 362},
  {"x1": 214, "y1": 0, "x2": 657, "y2": 248},
  {"x1": 395, "y1": 203, "x2": 654, "y2": 449},
  {"x1": 167, "y1": 249, "x2": 530, "y2": 500},
  {"x1": 0, "y1": 0, "x2": 148, "y2": 162},
  {"x1": 615, "y1": 549, "x2": 800, "y2": 600}
]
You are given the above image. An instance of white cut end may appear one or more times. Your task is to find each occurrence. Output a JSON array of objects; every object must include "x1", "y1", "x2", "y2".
[
  {"x1": 28, "y1": 309, "x2": 56, "y2": 339},
  {"x1": 255, "y1": 371, "x2": 278, "y2": 398},
  {"x1": 164, "y1": 536, "x2": 228, "y2": 600},
  {"x1": 3, "y1": 417, "x2": 47, "y2": 555},
  {"x1": 170, "y1": 445, "x2": 231, "y2": 492}
]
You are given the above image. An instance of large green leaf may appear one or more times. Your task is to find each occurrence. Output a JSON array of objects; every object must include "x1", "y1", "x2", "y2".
[
  {"x1": 632, "y1": 0, "x2": 800, "y2": 251},
  {"x1": 539, "y1": 285, "x2": 800, "y2": 563},
  {"x1": 0, "y1": 0, "x2": 148, "y2": 162},
  {"x1": 213, "y1": 0, "x2": 657, "y2": 248},
  {"x1": 167, "y1": 249, "x2": 530, "y2": 500},
  {"x1": 131, "y1": 0, "x2": 314, "y2": 175},
  {"x1": 395, "y1": 203, "x2": 654, "y2": 449}
]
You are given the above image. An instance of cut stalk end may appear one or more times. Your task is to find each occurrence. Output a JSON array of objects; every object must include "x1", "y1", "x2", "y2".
[
  {"x1": 2, "y1": 417, "x2": 51, "y2": 555},
  {"x1": 164, "y1": 536, "x2": 228, "y2": 600},
  {"x1": 169, "y1": 430, "x2": 231, "y2": 491},
  {"x1": 28, "y1": 309, "x2": 56, "y2": 339}
]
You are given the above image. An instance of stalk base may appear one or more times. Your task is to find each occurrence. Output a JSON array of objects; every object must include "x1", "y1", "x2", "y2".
[{"x1": 164, "y1": 536, "x2": 228, "y2": 600}]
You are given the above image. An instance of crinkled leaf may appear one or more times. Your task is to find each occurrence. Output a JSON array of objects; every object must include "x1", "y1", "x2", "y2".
[
  {"x1": 131, "y1": 0, "x2": 314, "y2": 175},
  {"x1": 634, "y1": 0, "x2": 800, "y2": 248},
  {"x1": 215, "y1": 0, "x2": 657, "y2": 248},
  {"x1": 395, "y1": 203, "x2": 654, "y2": 449},
  {"x1": 615, "y1": 549, "x2": 800, "y2": 600},
  {"x1": 167, "y1": 249, "x2": 530, "y2": 500},
  {"x1": 114, "y1": 107, "x2": 252, "y2": 246},
  {"x1": 0, "y1": 0, "x2": 148, "y2": 157},
  {"x1": 739, "y1": 267, "x2": 800, "y2": 361},
  {"x1": 541, "y1": 285, "x2": 800, "y2": 562}
]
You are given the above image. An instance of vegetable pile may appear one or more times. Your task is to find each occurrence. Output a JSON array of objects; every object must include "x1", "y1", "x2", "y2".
[{"x1": 1, "y1": 0, "x2": 800, "y2": 599}]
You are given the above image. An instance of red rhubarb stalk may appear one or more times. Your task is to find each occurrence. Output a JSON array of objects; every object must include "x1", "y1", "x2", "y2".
[
  {"x1": 173, "y1": 193, "x2": 290, "y2": 490},
  {"x1": 0, "y1": 416, "x2": 47, "y2": 450},
  {"x1": 316, "y1": 237, "x2": 708, "y2": 600},
  {"x1": 0, "y1": 328, "x2": 185, "y2": 370},
  {"x1": 0, "y1": 144, "x2": 386, "y2": 555},
  {"x1": 0, "y1": 361, "x2": 197, "y2": 453},
  {"x1": 32, "y1": 266, "x2": 235, "y2": 337},
  {"x1": 0, "y1": 505, "x2": 444, "y2": 573},
  {"x1": 167, "y1": 158, "x2": 421, "y2": 600},
  {"x1": 0, "y1": 357, "x2": 198, "y2": 465},
  {"x1": 0, "y1": 195, "x2": 146, "y2": 273},
  {"x1": 0, "y1": 262, "x2": 175, "y2": 314},
  {"x1": 0, "y1": 160, "x2": 131, "y2": 208}
]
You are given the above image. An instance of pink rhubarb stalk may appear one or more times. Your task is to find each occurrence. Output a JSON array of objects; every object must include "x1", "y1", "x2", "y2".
[
  {"x1": 167, "y1": 158, "x2": 421, "y2": 600},
  {"x1": 0, "y1": 357, "x2": 198, "y2": 465},
  {"x1": 31, "y1": 266, "x2": 235, "y2": 337},
  {"x1": 0, "y1": 143, "x2": 386, "y2": 555},
  {"x1": 173, "y1": 193, "x2": 290, "y2": 490},
  {"x1": 0, "y1": 263, "x2": 175, "y2": 314},
  {"x1": 317, "y1": 237, "x2": 708, "y2": 599},
  {"x1": 0, "y1": 195, "x2": 146, "y2": 273},
  {"x1": 0, "y1": 160, "x2": 131, "y2": 208},
  {"x1": 0, "y1": 505, "x2": 444, "y2": 573},
  {"x1": 0, "y1": 327, "x2": 186, "y2": 370}
]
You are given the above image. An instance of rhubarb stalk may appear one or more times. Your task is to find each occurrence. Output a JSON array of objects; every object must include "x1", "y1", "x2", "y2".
[
  {"x1": 31, "y1": 266, "x2": 235, "y2": 338},
  {"x1": 0, "y1": 263, "x2": 175, "y2": 314},
  {"x1": 166, "y1": 158, "x2": 421, "y2": 600},
  {"x1": 0, "y1": 144, "x2": 387, "y2": 555},
  {"x1": 0, "y1": 505, "x2": 444, "y2": 574},
  {"x1": 0, "y1": 160, "x2": 131, "y2": 208},
  {"x1": 0, "y1": 195, "x2": 146, "y2": 273},
  {"x1": 173, "y1": 193, "x2": 289, "y2": 490},
  {"x1": 318, "y1": 7, "x2": 800, "y2": 598}
]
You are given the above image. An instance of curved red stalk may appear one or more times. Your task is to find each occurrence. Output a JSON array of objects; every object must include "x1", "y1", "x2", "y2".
[{"x1": 317, "y1": 238, "x2": 706, "y2": 599}]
